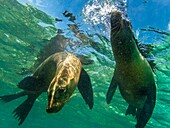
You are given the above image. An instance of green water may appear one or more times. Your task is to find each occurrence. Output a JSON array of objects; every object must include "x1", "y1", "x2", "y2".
[{"x1": 0, "y1": 0, "x2": 170, "y2": 128}]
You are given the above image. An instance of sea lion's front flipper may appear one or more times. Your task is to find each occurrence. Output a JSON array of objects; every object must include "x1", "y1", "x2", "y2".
[
  {"x1": 135, "y1": 85, "x2": 156, "y2": 128},
  {"x1": 106, "y1": 76, "x2": 118, "y2": 104},
  {"x1": 17, "y1": 76, "x2": 38, "y2": 91},
  {"x1": 0, "y1": 91, "x2": 26, "y2": 103},
  {"x1": 13, "y1": 94, "x2": 40, "y2": 125},
  {"x1": 77, "y1": 68, "x2": 93, "y2": 109}
]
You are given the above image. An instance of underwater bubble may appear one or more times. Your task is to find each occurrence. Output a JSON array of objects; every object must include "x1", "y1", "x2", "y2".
[{"x1": 82, "y1": 0, "x2": 118, "y2": 36}]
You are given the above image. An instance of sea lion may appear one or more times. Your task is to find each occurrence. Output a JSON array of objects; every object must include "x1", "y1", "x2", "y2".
[
  {"x1": 106, "y1": 11, "x2": 156, "y2": 128},
  {"x1": 0, "y1": 52, "x2": 93, "y2": 125}
]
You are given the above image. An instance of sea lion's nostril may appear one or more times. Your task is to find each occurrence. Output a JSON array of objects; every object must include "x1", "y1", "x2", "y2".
[{"x1": 46, "y1": 107, "x2": 52, "y2": 113}]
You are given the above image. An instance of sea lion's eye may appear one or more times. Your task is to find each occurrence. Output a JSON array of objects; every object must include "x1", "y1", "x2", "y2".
[
  {"x1": 58, "y1": 79, "x2": 63, "y2": 84},
  {"x1": 54, "y1": 88, "x2": 66, "y2": 99}
]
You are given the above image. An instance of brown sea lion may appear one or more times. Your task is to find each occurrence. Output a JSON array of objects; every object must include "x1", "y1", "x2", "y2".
[
  {"x1": 0, "y1": 52, "x2": 93, "y2": 125},
  {"x1": 106, "y1": 11, "x2": 156, "y2": 128}
]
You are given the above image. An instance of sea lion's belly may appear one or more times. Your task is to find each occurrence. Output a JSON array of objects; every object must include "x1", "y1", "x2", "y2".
[
  {"x1": 115, "y1": 59, "x2": 154, "y2": 108},
  {"x1": 119, "y1": 81, "x2": 147, "y2": 109}
]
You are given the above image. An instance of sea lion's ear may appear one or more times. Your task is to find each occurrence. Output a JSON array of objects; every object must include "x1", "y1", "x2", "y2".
[
  {"x1": 77, "y1": 68, "x2": 93, "y2": 109},
  {"x1": 18, "y1": 76, "x2": 38, "y2": 91}
]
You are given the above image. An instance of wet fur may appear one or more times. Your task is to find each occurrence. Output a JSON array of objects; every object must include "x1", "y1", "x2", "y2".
[
  {"x1": 0, "y1": 52, "x2": 93, "y2": 125},
  {"x1": 107, "y1": 11, "x2": 156, "y2": 128}
]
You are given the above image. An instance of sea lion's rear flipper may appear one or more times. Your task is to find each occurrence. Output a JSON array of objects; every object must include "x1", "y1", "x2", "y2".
[
  {"x1": 106, "y1": 76, "x2": 118, "y2": 104},
  {"x1": 135, "y1": 85, "x2": 156, "y2": 128},
  {"x1": 126, "y1": 105, "x2": 136, "y2": 116},
  {"x1": 77, "y1": 68, "x2": 93, "y2": 109},
  {"x1": 17, "y1": 76, "x2": 38, "y2": 91},
  {"x1": 13, "y1": 94, "x2": 40, "y2": 125},
  {"x1": 0, "y1": 91, "x2": 26, "y2": 103}
]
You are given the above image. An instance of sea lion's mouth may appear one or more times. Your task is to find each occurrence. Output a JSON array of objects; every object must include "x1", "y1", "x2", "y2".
[
  {"x1": 110, "y1": 10, "x2": 131, "y2": 31},
  {"x1": 110, "y1": 10, "x2": 132, "y2": 40},
  {"x1": 46, "y1": 106, "x2": 61, "y2": 113},
  {"x1": 46, "y1": 102, "x2": 64, "y2": 113}
]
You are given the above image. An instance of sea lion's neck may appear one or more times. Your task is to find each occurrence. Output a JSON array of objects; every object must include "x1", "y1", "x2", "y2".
[
  {"x1": 110, "y1": 11, "x2": 141, "y2": 64},
  {"x1": 111, "y1": 34, "x2": 141, "y2": 64}
]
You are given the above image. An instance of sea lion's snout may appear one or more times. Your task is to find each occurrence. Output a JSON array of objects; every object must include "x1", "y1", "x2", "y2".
[
  {"x1": 46, "y1": 85, "x2": 67, "y2": 113},
  {"x1": 110, "y1": 11, "x2": 122, "y2": 29},
  {"x1": 46, "y1": 74, "x2": 70, "y2": 113},
  {"x1": 111, "y1": 11, "x2": 122, "y2": 21},
  {"x1": 46, "y1": 102, "x2": 64, "y2": 113},
  {"x1": 110, "y1": 10, "x2": 131, "y2": 30},
  {"x1": 46, "y1": 107, "x2": 54, "y2": 113},
  {"x1": 110, "y1": 10, "x2": 132, "y2": 40}
]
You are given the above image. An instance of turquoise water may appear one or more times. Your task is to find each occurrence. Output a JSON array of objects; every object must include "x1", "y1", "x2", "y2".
[{"x1": 0, "y1": 0, "x2": 170, "y2": 128}]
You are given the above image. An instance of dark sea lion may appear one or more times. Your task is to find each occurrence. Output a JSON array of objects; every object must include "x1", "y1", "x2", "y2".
[
  {"x1": 0, "y1": 52, "x2": 93, "y2": 125},
  {"x1": 106, "y1": 11, "x2": 156, "y2": 128}
]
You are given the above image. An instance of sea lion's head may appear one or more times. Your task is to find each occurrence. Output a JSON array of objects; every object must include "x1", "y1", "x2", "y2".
[
  {"x1": 110, "y1": 10, "x2": 133, "y2": 42},
  {"x1": 110, "y1": 10, "x2": 122, "y2": 32},
  {"x1": 46, "y1": 64, "x2": 79, "y2": 113}
]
